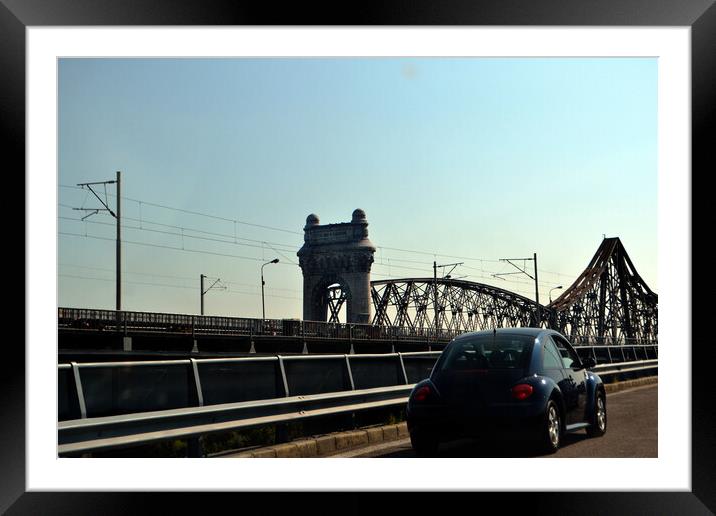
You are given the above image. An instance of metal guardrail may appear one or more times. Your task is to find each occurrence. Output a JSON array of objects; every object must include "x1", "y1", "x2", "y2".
[
  {"x1": 58, "y1": 307, "x2": 659, "y2": 346},
  {"x1": 58, "y1": 352, "x2": 658, "y2": 456},
  {"x1": 58, "y1": 347, "x2": 657, "y2": 422},
  {"x1": 593, "y1": 359, "x2": 658, "y2": 379},
  {"x1": 58, "y1": 351, "x2": 441, "y2": 422},
  {"x1": 58, "y1": 385, "x2": 413, "y2": 456}
]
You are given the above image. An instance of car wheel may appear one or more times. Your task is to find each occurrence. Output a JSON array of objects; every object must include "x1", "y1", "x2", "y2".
[
  {"x1": 410, "y1": 428, "x2": 439, "y2": 457},
  {"x1": 540, "y1": 400, "x2": 562, "y2": 454},
  {"x1": 586, "y1": 392, "x2": 607, "y2": 437}
]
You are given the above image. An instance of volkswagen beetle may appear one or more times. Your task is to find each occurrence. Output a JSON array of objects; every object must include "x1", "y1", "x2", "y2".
[{"x1": 406, "y1": 328, "x2": 606, "y2": 455}]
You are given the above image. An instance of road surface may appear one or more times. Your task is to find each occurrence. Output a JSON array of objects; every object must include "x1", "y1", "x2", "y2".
[{"x1": 329, "y1": 384, "x2": 657, "y2": 458}]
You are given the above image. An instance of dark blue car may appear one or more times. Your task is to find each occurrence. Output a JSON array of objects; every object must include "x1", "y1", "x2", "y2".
[{"x1": 406, "y1": 328, "x2": 607, "y2": 455}]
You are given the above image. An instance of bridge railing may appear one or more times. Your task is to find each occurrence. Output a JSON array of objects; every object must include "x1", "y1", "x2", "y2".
[
  {"x1": 58, "y1": 307, "x2": 461, "y2": 342},
  {"x1": 59, "y1": 307, "x2": 658, "y2": 346}
]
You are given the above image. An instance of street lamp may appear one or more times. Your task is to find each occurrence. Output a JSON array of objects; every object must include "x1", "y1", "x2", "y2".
[
  {"x1": 549, "y1": 285, "x2": 563, "y2": 304},
  {"x1": 261, "y1": 258, "x2": 280, "y2": 320}
]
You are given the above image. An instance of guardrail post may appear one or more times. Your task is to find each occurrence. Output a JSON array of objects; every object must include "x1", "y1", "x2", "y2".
[
  {"x1": 275, "y1": 356, "x2": 291, "y2": 444},
  {"x1": 301, "y1": 322, "x2": 308, "y2": 354},
  {"x1": 349, "y1": 324, "x2": 354, "y2": 355},
  {"x1": 186, "y1": 358, "x2": 205, "y2": 457},
  {"x1": 397, "y1": 353, "x2": 409, "y2": 384},
  {"x1": 69, "y1": 361, "x2": 92, "y2": 457},
  {"x1": 342, "y1": 354, "x2": 357, "y2": 430},
  {"x1": 344, "y1": 355, "x2": 355, "y2": 390},
  {"x1": 70, "y1": 362, "x2": 87, "y2": 420}
]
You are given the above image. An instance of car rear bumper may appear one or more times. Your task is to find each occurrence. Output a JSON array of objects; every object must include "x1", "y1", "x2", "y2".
[{"x1": 407, "y1": 402, "x2": 545, "y2": 441}]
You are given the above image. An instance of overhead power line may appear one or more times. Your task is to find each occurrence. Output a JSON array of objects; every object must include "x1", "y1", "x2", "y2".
[
  {"x1": 59, "y1": 231, "x2": 293, "y2": 264},
  {"x1": 60, "y1": 190, "x2": 577, "y2": 280},
  {"x1": 59, "y1": 225, "x2": 562, "y2": 292},
  {"x1": 377, "y1": 245, "x2": 502, "y2": 263},
  {"x1": 59, "y1": 215, "x2": 297, "y2": 255},
  {"x1": 59, "y1": 263, "x2": 302, "y2": 293},
  {"x1": 60, "y1": 184, "x2": 302, "y2": 235},
  {"x1": 60, "y1": 273, "x2": 301, "y2": 301}
]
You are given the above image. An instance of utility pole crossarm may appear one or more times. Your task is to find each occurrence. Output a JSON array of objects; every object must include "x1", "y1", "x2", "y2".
[
  {"x1": 202, "y1": 277, "x2": 223, "y2": 295},
  {"x1": 499, "y1": 258, "x2": 535, "y2": 280},
  {"x1": 72, "y1": 172, "x2": 121, "y2": 311},
  {"x1": 499, "y1": 254, "x2": 541, "y2": 327},
  {"x1": 76, "y1": 181, "x2": 117, "y2": 218}
]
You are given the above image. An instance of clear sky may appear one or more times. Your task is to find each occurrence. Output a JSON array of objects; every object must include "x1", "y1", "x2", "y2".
[{"x1": 58, "y1": 57, "x2": 657, "y2": 319}]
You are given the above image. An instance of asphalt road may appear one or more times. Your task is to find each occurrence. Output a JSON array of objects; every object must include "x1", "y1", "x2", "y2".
[{"x1": 330, "y1": 384, "x2": 658, "y2": 458}]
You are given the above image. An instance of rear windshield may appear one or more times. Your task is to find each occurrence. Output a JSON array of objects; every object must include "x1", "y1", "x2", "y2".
[{"x1": 438, "y1": 334, "x2": 535, "y2": 371}]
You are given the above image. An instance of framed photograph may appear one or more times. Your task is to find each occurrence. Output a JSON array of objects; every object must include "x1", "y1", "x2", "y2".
[{"x1": 8, "y1": 0, "x2": 710, "y2": 512}]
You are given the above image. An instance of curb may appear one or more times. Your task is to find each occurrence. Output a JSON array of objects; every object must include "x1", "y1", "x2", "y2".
[
  {"x1": 224, "y1": 422, "x2": 409, "y2": 458},
  {"x1": 222, "y1": 376, "x2": 657, "y2": 458},
  {"x1": 604, "y1": 375, "x2": 657, "y2": 394}
]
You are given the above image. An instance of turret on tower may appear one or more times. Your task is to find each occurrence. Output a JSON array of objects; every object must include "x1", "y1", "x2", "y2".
[{"x1": 297, "y1": 209, "x2": 376, "y2": 323}]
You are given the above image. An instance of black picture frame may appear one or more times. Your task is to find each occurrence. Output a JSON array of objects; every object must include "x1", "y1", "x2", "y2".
[{"x1": 5, "y1": 0, "x2": 710, "y2": 513}]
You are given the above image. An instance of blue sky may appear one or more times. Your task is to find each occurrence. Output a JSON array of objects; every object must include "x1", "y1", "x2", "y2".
[{"x1": 58, "y1": 57, "x2": 657, "y2": 319}]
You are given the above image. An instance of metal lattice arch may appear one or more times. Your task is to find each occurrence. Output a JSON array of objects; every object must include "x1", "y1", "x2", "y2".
[
  {"x1": 347, "y1": 237, "x2": 657, "y2": 345},
  {"x1": 369, "y1": 278, "x2": 544, "y2": 334},
  {"x1": 548, "y1": 237, "x2": 658, "y2": 345}
]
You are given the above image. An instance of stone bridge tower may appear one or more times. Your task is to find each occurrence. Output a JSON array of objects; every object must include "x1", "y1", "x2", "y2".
[{"x1": 297, "y1": 209, "x2": 376, "y2": 323}]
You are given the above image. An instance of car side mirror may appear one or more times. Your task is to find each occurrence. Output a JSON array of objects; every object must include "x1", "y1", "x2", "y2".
[{"x1": 581, "y1": 357, "x2": 596, "y2": 369}]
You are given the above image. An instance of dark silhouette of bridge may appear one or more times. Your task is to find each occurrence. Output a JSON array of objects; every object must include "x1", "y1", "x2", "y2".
[
  {"x1": 59, "y1": 211, "x2": 657, "y2": 351},
  {"x1": 326, "y1": 237, "x2": 657, "y2": 345}
]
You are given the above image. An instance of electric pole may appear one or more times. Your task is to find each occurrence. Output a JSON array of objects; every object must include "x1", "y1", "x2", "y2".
[
  {"x1": 433, "y1": 261, "x2": 438, "y2": 341},
  {"x1": 533, "y1": 252, "x2": 540, "y2": 324},
  {"x1": 75, "y1": 172, "x2": 121, "y2": 311},
  {"x1": 116, "y1": 171, "x2": 121, "y2": 311},
  {"x1": 433, "y1": 261, "x2": 463, "y2": 341},
  {"x1": 200, "y1": 274, "x2": 225, "y2": 315},
  {"x1": 494, "y1": 254, "x2": 541, "y2": 327}
]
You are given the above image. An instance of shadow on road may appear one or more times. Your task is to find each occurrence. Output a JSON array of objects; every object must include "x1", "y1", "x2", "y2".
[{"x1": 381, "y1": 431, "x2": 591, "y2": 458}]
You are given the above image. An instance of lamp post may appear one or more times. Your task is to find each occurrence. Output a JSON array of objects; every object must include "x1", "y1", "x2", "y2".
[
  {"x1": 261, "y1": 258, "x2": 279, "y2": 320},
  {"x1": 549, "y1": 285, "x2": 563, "y2": 304}
]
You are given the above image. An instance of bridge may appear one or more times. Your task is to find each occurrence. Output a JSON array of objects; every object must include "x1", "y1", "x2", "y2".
[
  {"x1": 57, "y1": 211, "x2": 658, "y2": 458},
  {"x1": 59, "y1": 230, "x2": 657, "y2": 354},
  {"x1": 364, "y1": 237, "x2": 657, "y2": 345}
]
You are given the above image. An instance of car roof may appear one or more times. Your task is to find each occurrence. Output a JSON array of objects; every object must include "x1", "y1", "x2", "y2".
[{"x1": 452, "y1": 327, "x2": 547, "y2": 341}]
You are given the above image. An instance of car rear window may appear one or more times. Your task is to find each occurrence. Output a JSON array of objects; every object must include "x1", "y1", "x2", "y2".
[{"x1": 438, "y1": 334, "x2": 534, "y2": 371}]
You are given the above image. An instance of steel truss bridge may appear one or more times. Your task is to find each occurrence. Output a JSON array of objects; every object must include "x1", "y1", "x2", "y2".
[
  {"x1": 328, "y1": 237, "x2": 657, "y2": 345},
  {"x1": 59, "y1": 237, "x2": 656, "y2": 347}
]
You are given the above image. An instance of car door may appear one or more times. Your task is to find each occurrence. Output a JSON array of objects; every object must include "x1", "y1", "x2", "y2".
[
  {"x1": 540, "y1": 335, "x2": 567, "y2": 393},
  {"x1": 542, "y1": 336, "x2": 577, "y2": 422},
  {"x1": 552, "y1": 334, "x2": 588, "y2": 425}
]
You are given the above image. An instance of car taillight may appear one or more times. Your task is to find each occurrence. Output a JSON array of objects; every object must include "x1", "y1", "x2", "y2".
[
  {"x1": 413, "y1": 385, "x2": 431, "y2": 402},
  {"x1": 511, "y1": 383, "x2": 534, "y2": 400}
]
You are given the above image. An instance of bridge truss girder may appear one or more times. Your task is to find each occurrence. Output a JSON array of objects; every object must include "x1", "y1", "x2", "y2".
[
  {"x1": 358, "y1": 238, "x2": 656, "y2": 345},
  {"x1": 548, "y1": 238, "x2": 658, "y2": 344},
  {"x1": 369, "y1": 278, "x2": 547, "y2": 334}
]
